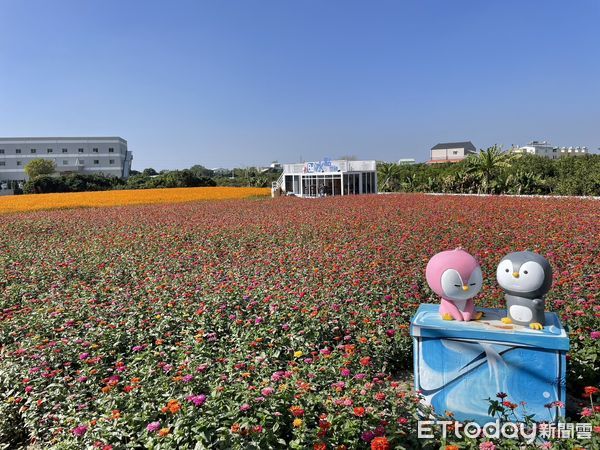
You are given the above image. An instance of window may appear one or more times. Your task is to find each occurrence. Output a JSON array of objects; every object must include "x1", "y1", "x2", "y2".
[
  {"x1": 93, "y1": 160, "x2": 99, "y2": 164},
  {"x1": 0, "y1": 149, "x2": 4, "y2": 154},
  {"x1": 78, "y1": 148, "x2": 84, "y2": 153},
  {"x1": 62, "y1": 148, "x2": 68, "y2": 153},
  {"x1": 77, "y1": 159, "x2": 84, "y2": 165},
  {"x1": 16, "y1": 161, "x2": 22, "y2": 166},
  {"x1": 30, "y1": 148, "x2": 37, "y2": 154},
  {"x1": 0, "y1": 162, "x2": 5, "y2": 166},
  {"x1": 47, "y1": 148, "x2": 53, "y2": 153},
  {"x1": 108, "y1": 148, "x2": 114, "y2": 153},
  {"x1": 93, "y1": 148, "x2": 99, "y2": 153},
  {"x1": 109, "y1": 159, "x2": 115, "y2": 164},
  {"x1": 63, "y1": 160, "x2": 69, "y2": 165},
  {"x1": 15, "y1": 149, "x2": 21, "y2": 154},
  {"x1": 452, "y1": 150, "x2": 458, "y2": 155}
]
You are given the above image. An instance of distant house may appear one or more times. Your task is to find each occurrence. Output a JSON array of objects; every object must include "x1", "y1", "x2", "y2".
[{"x1": 427, "y1": 141, "x2": 476, "y2": 164}]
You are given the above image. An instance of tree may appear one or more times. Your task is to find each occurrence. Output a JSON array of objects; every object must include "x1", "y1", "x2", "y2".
[
  {"x1": 189, "y1": 165, "x2": 214, "y2": 178},
  {"x1": 377, "y1": 163, "x2": 402, "y2": 192},
  {"x1": 24, "y1": 159, "x2": 55, "y2": 179},
  {"x1": 142, "y1": 168, "x2": 158, "y2": 176},
  {"x1": 465, "y1": 145, "x2": 512, "y2": 194}
]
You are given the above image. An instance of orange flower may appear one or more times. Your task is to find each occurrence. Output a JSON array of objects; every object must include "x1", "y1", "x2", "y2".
[
  {"x1": 231, "y1": 423, "x2": 241, "y2": 433},
  {"x1": 111, "y1": 410, "x2": 121, "y2": 420},
  {"x1": 158, "y1": 427, "x2": 170, "y2": 437},
  {"x1": 353, "y1": 406, "x2": 365, "y2": 417},
  {"x1": 445, "y1": 446, "x2": 459, "y2": 450},
  {"x1": 163, "y1": 399, "x2": 181, "y2": 414},
  {"x1": 371, "y1": 436, "x2": 390, "y2": 450},
  {"x1": 314, "y1": 443, "x2": 327, "y2": 450},
  {"x1": 290, "y1": 405, "x2": 304, "y2": 417},
  {"x1": 101, "y1": 385, "x2": 112, "y2": 394}
]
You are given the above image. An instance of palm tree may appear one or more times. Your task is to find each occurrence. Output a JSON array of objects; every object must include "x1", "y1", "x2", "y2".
[
  {"x1": 377, "y1": 163, "x2": 402, "y2": 192},
  {"x1": 465, "y1": 145, "x2": 512, "y2": 194}
]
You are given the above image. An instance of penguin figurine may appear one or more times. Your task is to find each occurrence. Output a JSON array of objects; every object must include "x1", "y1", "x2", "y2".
[
  {"x1": 496, "y1": 251, "x2": 552, "y2": 330},
  {"x1": 426, "y1": 248, "x2": 484, "y2": 322}
]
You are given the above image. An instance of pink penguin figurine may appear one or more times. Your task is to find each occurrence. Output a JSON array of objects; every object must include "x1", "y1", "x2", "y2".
[{"x1": 425, "y1": 248, "x2": 484, "y2": 321}]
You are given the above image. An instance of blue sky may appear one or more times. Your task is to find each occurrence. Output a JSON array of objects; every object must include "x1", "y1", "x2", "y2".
[{"x1": 1, "y1": 0, "x2": 598, "y2": 170}]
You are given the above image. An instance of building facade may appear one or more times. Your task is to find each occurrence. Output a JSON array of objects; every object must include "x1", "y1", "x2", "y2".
[
  {"x1": 511, "y1": 141, "x2": 589, "y2": 159},
  {"x1": 427, "y1": 141, "x2": 476, "y2": 164},
  {"x1": 272, "y1": 158, "x2": 377, "y2": 198},
  {"x1": 0, "y1": 137, "x2": 132, "y2": 183}
]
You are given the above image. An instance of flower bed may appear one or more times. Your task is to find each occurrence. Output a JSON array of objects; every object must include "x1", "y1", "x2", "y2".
[
  {"x1": 0, "y1": 194, "x2": 598, "y2": 448},
  {"x1": 0, "y1": 186, "x2": 270, "y2": 214}
]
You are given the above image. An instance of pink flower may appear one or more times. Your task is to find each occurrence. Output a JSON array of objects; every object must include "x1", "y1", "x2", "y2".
[
  {"x1": 591, "y1": 331, "x2": 600, "y2": 340},
  {"x1": 186, "y1": 394, "x2": 207, "y2": 407},
  {"x1": 479, "y1": 442, "x2": 496, "y2": 450},
  {"x1": 24, "y1": 385, "x2": 33, "y2": 393},
  {"x1": 182, "y1": 374, "x2": 194, "y2": 383},
  {"x1": 239, "y1": 403, "x2": 251, "y2": 412},
  {"x1": 146, "y1": 421, "x2": 161, "y2": 432},
  {"x1": 72, "y1": 425, "x2": 88, "y2": 437},
  {"x1": 79, "y1": 353, "x2": 89, "y2": 360},
  {"x1": 581, "y1": 407, "x2": 593, "y2": 417},
  {"x1": 261, "y1": 387, "x2": 275, "y2": 396}
]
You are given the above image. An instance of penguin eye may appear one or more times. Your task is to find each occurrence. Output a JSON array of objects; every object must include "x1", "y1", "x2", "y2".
[
  {"x1": 523, "y1": 270, "x2": 528, "y2": 275},
  {"x1": 453, "y1": 284, "x2": 461, "y2": 287},
  {"x1": 505, "y1": 269, "x2": 509, "y2": 273},
  {"x1": 469, "y1": 283, "x2": 476, "y2": 286}
]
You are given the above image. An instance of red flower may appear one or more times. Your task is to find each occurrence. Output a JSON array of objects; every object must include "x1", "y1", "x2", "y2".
[{"x1": 584, "y1": 386, "x2": 599, "y2": 396}]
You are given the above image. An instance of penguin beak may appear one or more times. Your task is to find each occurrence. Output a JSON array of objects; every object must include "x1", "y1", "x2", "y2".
[
  {"x1": 462, "y1": 285, "x2": 469, "y2": 291},
  {"x1": 512, "y1": 272, "x2": 520, "y2": 278}
]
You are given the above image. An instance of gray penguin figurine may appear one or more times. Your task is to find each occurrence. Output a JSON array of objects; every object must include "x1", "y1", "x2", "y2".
[{"x1": 496, "y1": 251, "x2": 552, "y2": 330}]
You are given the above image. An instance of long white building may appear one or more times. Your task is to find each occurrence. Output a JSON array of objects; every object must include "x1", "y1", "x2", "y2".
[
  {"x1": 511, "y1": 141, "x2": 589, "y2": 159},
  {"x1": 0, "y1": 137, "x2": 133, "y2": 183}
]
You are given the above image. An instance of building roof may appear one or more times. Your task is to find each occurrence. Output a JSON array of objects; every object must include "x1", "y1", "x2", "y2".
[
  {"x1": 0, "y1": 137, "x2": 127, "y2": 143},
  {"x1": 431, "y1": 141, "x2": 476, "y2": 151}
]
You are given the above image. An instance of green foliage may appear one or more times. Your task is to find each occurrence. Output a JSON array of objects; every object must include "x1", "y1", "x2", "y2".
[
  {"x1": 24, "y1": 158, "x2": 56, "y2": 179},
  {"x1": 378, "y1": 151, "x2": 600, "y2": 196},
  {"x1": 22, "y1": 175, "x2": 67, "y2": 194}
]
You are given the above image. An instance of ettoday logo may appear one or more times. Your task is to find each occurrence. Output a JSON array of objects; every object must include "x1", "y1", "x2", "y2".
[{"x1": 417, "y1": 420, "x2": 593, "y2": 443}]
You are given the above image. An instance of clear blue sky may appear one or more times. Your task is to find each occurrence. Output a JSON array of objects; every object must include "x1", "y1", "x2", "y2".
[{"x1": 1, "y1": 0, "x2": 598, "y2": 170}]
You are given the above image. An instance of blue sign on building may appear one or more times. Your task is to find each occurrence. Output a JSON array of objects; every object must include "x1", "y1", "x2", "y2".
[
  {"x1": 410, "y1": 304, "x2": 569, "y2": 425},
  {"x1": 305, "y1": 157, "x2": 339, "y2": 173}
]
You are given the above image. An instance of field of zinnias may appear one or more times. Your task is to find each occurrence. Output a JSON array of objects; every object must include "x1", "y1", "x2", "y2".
[
  {"x1": 0, "y1": 186, "x2": 270, "y2": 214},
  {"x1": 0, "y1": 194, "x2": 598, "y2": 449}
]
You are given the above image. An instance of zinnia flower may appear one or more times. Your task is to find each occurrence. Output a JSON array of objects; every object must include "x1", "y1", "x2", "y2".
[
  {"x1": 371, "y1": 437, "x2": 390, "y2": 450},
  {"x1": 147, "y1": 421, "x2": 161, "y2": 432},
  {"x1": 71, "y1": 425, "x2": 88, "y2": 437},
  {"x1": 186, "y1": 394, "x2": 207, "y2": 407}
]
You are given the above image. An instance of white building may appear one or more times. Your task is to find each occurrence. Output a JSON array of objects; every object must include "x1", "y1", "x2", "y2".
[
  {"x1": 511, "y1": 141, "x2": 589, "y2": 159},
  {"x1": 427, "y1": 141, "x2": 476, "y2": 164},
  {"x1": 398, "y1": 158, "x2": 416, "y2": 165},
  {"x1": 0, "y1": 137, "x2": 132, "y2": 183},
  {"x1": 272, "y1": 158, "x2": 377, "y2": 198}
]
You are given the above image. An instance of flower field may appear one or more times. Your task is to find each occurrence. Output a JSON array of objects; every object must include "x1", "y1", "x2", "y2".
[
  {"x1": 0, "y1": 186, "x2": 270, "y2": 214},
  {"x1": 0, "y1": 194, "x2": 598, "y2": 449}
]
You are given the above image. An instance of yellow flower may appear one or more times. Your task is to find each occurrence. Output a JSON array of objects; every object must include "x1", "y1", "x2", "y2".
[
  {"x1": 294, "y1": 351, "x2": 303, "y2": 358},
  {"x1": 293, "y1": 418, "x2": 303, "y2": 428}
]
